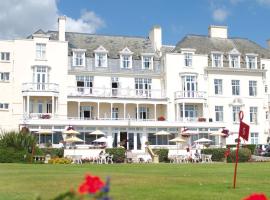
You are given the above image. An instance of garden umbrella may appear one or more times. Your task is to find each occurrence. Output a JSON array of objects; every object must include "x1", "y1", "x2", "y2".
[
  {"x1": 65, "y1": 136, "x2": 84, "y2": 155},
  {"x1": 89, "y1": 130, "x2": 105, "y2": 139},
  {"x1": 194, "y1": 138, "x2": 212, "y2": 143},
  {"x1": 93, "y1": 137, "x2": 108, "y2": 143},
  {"x1": 169, "y1": 137, "x2": 186, "y2": 153},
  {"x1": 63, "y1": 129, "x2": 80, "y2": 135},
  {"x1": 65, "y1": 136, "x2": 84, "y2": 143},
  {"x1": 154, "y1": 130, "x2": 171, "y2": 136}
]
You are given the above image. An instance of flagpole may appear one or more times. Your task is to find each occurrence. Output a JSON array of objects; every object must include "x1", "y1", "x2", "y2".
[{"x1": 233, "y1": 111, "x2": 244, "y2": 189}]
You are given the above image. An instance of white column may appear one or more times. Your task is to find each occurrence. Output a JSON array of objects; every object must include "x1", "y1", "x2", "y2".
[
  {"x1": 134, "y1": 133, "x2": 137, "y2": 150},
  {"x1": 176, "y1": 103, "x2": 179, "y2": 121},
  {"x1": 78, "y1": 102, "x2": 80, "y2": 119},
  {"x1": 124, "y1": 103, "x2": 126, "y2": 120},
  {"x1": 110, "y1": 103, "x2": 113, "y2": 119},
  {"x1": 136, "y1": 103, "x2": 139, "y2": 120},
  {"x1": 182, "y1": 102, "x2": 185, "y2": 122},
  {"x1": 52, "y1": 96, "x2": 54, "y2": 117},
  {"x1": 26, "y1": 96, "x2": 30, "y2": 114},
  {"x1": 154, "y1": 104, "x2": 157, "y2": 121},
  {"x1": 117, "y1": 131, "x2": 120, "y2": 147},
  {"x1": 97, "y1": 102, "x2": 100, "y2": 119}
]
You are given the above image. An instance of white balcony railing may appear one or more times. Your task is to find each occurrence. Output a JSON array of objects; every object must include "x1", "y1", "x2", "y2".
[
  {"x1": 68, "y1": 87, "x2": 166, "y2": 99},
  {"x1": 22, "y1": 83, "x2": 59, "y2": 93},
  {"x1": 174, "y1": 91, "x2": 206, "y2": 99},
  {"x1": 28, "y1": 113, "x2": 52, "y2": 119}
]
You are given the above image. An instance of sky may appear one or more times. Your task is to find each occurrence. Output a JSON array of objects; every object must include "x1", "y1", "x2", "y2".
[{"x1": 1, "y1": 0, "x2": 270, "y2": 47}]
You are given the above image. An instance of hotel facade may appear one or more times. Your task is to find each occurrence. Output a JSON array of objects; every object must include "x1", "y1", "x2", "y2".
[{"x1": 0, "y1": 17, "x2": 270, "y2": 151}]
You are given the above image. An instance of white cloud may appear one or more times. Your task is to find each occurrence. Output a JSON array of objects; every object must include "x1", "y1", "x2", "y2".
[
  {"x1": 66, "y1": 11, "x2": 105, "y2": 33},
  {"x1": 0, "y1": 0, "x2": 105, "y2": 39},
  {"x1": 212, "y1": 8, "x2": 229, "y2": 22}
]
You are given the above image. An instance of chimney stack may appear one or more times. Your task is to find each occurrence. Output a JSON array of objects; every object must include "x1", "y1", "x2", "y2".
[
  {"x1": 58, "y1": 16, "x2": 66, "y2": 41},
  {"x1": 208, "y1": 25, "x2": 228, "y2": 39},
  {"x1": 149, "y1": 25, "x2": 162, "y2": 52}
]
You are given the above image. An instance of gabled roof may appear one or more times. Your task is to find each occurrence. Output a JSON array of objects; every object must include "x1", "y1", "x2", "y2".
[
  {"x1": 47, "y1": 31, "x2": 156, "y2": 59},
  {"x1": 173, "y1": 35, "x2": 270, "y2": 59}
]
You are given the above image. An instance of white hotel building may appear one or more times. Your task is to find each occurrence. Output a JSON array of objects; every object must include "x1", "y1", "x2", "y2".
[{"x1": 0, "y1": 17, "x2": 270, "y2": 151}]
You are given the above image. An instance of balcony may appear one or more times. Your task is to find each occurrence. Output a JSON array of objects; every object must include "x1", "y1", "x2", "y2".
[
  {"x1": 68, "y1": 87, "x2": 166, "y2": 99},
  {"x1": 174, "y1": 91, "x2": 206, "y2": 100},
  {"x1": 22, "y1": 83, "x2": 59, "y2": 95},
  {"x1": 28, "y1": 113, "x2": 52, "y2": 119}
]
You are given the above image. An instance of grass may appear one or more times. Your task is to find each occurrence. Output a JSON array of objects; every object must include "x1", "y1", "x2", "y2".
[{"x1": 0, "y1": 163, "x2": 269, "y2": 200}]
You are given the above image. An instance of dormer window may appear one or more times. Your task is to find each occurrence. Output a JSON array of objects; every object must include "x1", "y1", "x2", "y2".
[
  {"x1": 142, "y1": 55, "x2": 153, "y2": 69},
  {"x1": 246, "y1": 55, "x2": 257, "y2": 69},
  {"x1": 229, "y1": 54, "x2": 240, "y2": 68},
  {"x1": 95, "y1": 53, "x2": 107, "y2": 67},
  {"x1": 122, "y1": 55, "x2": 131, "y2": 68},
  {"x1": 94, "y1": 46, "x2": 108, "y2": 68},
  {"x1": 184, "y1": 53, "x2": 192, "y2": 67},
  {"x1": 212, "y1": 53, "x2": 223, "y2": 67},
  {"x1": 72, "y1": 50, "x2": 86, "y2": 67},
  {"x1": 120, "y1": 47, "x2": 133, "y2": 69}
]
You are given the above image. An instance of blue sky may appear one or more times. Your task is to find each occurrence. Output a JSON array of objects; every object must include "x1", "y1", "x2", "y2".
[
  {"x1": 56, "y1": 0, "x2": 270, "y2": 47},
  {"x1": 0, "y1": 0, "x2": 270, "y2": 48}
]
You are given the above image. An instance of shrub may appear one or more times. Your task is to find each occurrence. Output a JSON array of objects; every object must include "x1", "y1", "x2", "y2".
[
  {"x1": 0, "y1": 131, "x2": 36, "y2": 150},
  {"x1": 201, "y1": 148, "x2": 227, "y2": 162},
  {"x1": 105, "y1": 148, "x2": 126, "y2": 163},
  {"x1": 35, "y1": 148, "x2": 64, "y2": 158},
  {"x1": 153, "y1": 149, "x2": 169, "y2": 162},
  {"x1": 227, "y1": 148, "x2": 252, "y2": 163},
  {"x1": 48, "y1": 157, "x2": 72, "y2": 164},
  {"x1": 0, "y1": 147, "x2": 29, "y2": 163},
  {"x1": 243, "y1": 144, "x2": 256, "y2": 154}
]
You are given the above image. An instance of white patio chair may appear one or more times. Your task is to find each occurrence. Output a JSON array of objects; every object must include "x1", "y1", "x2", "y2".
[{"x1": 107, "y1": 154, "x2": 113, "y2": 164}]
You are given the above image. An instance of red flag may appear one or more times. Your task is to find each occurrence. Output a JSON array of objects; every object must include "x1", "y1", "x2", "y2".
[{"x1": 239, "y1": 121, "x2": 250, "y2": 141}]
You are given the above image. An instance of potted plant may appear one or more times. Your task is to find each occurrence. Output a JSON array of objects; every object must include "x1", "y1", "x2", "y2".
[
  {"x1": 198, "y1": 117, "x2": 206, "y2": 122},
  {"x1": 158, "y1": 116, "x2": 165, "y2": 121}
]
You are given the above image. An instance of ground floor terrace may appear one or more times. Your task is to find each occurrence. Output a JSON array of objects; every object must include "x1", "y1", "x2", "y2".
[{"x1": 24, "y1": 123, "x2": 228, "y2": 151}]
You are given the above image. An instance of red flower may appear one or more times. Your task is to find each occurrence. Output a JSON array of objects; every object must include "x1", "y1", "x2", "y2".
[
  {"x1": 78, "y1": 174, "x2": 105, "y2": 194},
  {"x1": 242, "y1": 193, "x2": 268, "y2": 200}
]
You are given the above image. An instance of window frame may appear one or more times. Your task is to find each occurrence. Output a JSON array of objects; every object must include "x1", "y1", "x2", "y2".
[
  {"x1": 36, "y1": 43, "x2": 46, "y2": 60},
  {"x1": 95, "y1": 53, "x2": 108, "y2": 68},
  {"x1": 212, "y1": 53, "x2": 223, "y2": 68},
  {"x1": 231, "y1": 80, "x2": 240, "y2": 96},
  {"x1": 249, "y1": 107, "x2": 258, "y2": 124},
  {"x1": 246, "y1": 55, "x2": 257, "y2": 69},
  {"x1": 214, "y1": 79, "x2": 223, "y2": 95},
  {"x1": 232, "y1": 106, "x2": 241, "y2": 123},
  {"x1": 229, "y1": 54, "x2": 240, "y2": 68},
  {"x1": 215, "y1": 106, "x2": 223, "y2": 122},
  {"x1": 142, "y1": 56, "x2": 153, "y2": 70},
  {"x1": 184, "y1": 52, "x2": 193, "y2": 67},
  {"x1": 0, "y1": 72, "x2": 10, "y2": 81},
  {"x1": 249, "y1": 80, "x2": 257, "y2": 96},
  {"x1": 1, "y1": 52, "x2": 10, "y2": 62},
  {"x1": 73, "y1": 51, "x2": 86, "y2": 67}
]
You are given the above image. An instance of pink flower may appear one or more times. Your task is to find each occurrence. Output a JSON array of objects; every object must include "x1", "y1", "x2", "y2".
[
  {"x1": 78, "y1": 174, "x2": 105, "y2": 194},
  {"x1": 242, "y1": 193, "x2": 268, "y2": 200}
]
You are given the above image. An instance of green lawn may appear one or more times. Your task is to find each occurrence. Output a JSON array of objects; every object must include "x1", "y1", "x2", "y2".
[{"x1": 0, "y1": 163, "x2": 269, "y2": 200}]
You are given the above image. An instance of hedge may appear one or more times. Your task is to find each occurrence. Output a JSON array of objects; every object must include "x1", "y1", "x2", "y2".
[
  {"x1": 35, "y1": 148, "x2": 64, "y2": 158},
  {"x1": 153, "y1": 149, "x2": 169, "y2": 162},
  {"x1": 226, "y1": 144, "x2": 256, "y2": 154},
  {"x1": 0, "y1": 147, "x2": 29, "y2": 163},
  {"x1": 201, "y1": 148, "x2": 227, "y2": 162},
  {"x1": 227, "y1": 148, "x2": 252, "y2": 163},
  {"x1": 105, "y1": 148, "x2": 126, "y2": 163}
]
